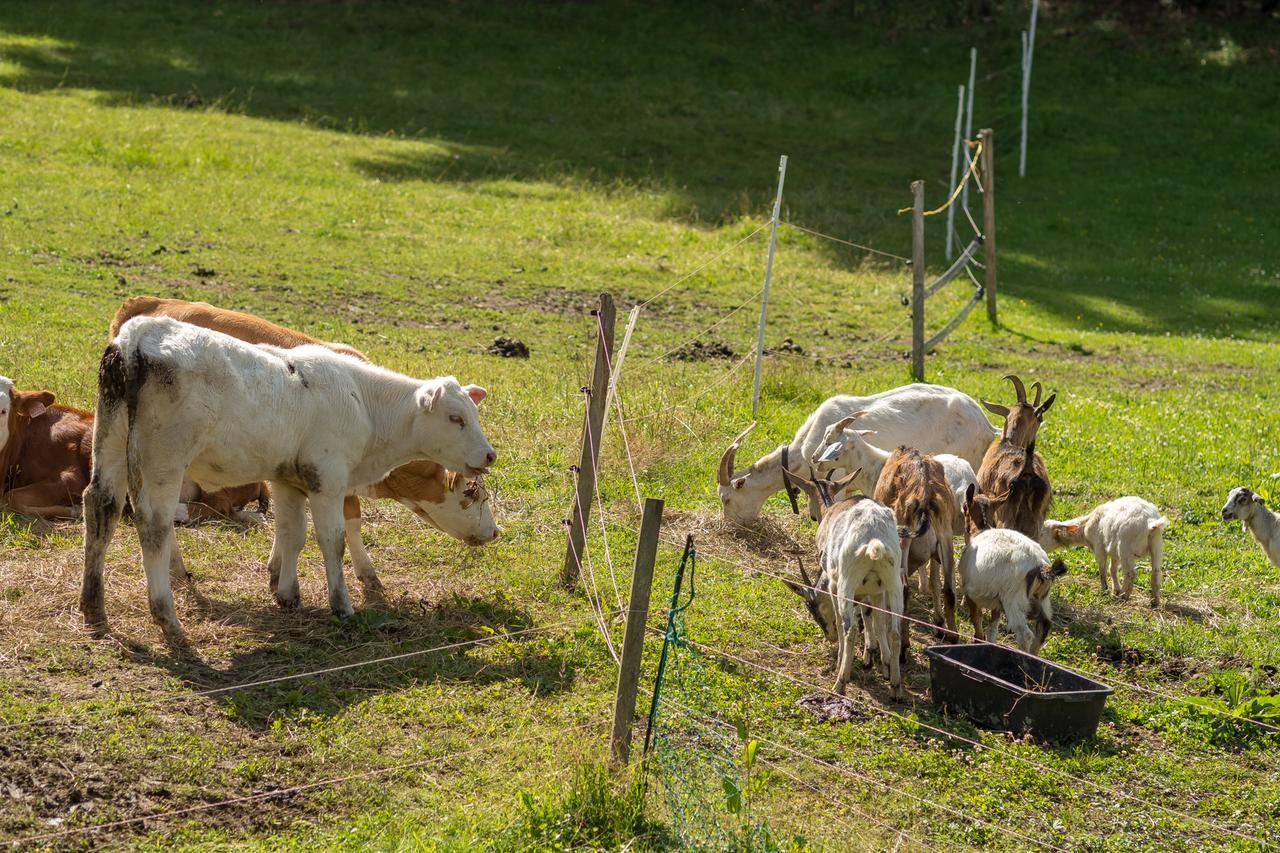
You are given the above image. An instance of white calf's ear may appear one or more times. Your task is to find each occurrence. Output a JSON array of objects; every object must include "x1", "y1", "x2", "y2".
[
  {"x1": 417, "y1": 383, "x2": 446, "y2": 412},
  {"x1": 463, "y1": 384, "x2": 487, "y2": 406}
]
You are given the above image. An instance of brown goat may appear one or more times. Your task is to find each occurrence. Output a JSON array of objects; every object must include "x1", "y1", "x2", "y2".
[
  {"x1": 981, "y1": 374, "x2": 1055, "y2": 449},
  {"x1": 975, "y1": 437, "x2": 1052, "y2": 539},
  {"x1": 873, "y1": 447, "x2": 957, "y2": 640}
]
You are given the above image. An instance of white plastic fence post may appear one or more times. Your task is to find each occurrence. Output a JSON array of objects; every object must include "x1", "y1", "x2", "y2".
[
  {"x1": 945, "y1": 84, "x2": 965, "y2": 260},
  {"x1": 961, "y1": 47, "x2": 977, "y2": 213},
  {"x1": 1020, "y1": 0, "x2": 1038, "y2": 177},
  {"x1": 751, "y1": 154, "x2": 787, "y2": 420}
]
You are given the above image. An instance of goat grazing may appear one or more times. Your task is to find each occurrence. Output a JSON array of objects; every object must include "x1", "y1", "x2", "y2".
[
  {"x1": 1222, "y1": 487, "x2": 1280, "y2": 569},
  {"x1": 784, "y1": 471, "x2": 905, "y2": 699},
  {"x1": 873, "y1": 447, "x2": 958, "y2": 636},
  {"x1": 811, "y1": 411, "x2": 976, "y2": 535},
  {"x1": 1041, "y1": 496, "x2": 1168, "y2": 607},
  {"x1": 960, "y1": 485, "x2": 1067, "y2": 654},
  {"x1": 718, "y1": 383, "x2": 997, "y2": 525}
]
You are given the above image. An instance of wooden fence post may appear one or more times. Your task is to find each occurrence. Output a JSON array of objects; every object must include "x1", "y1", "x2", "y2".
[
  {"x1": 562, "y1": 293, "x2": 616, "y2": 588},
  {"x1": 980, "y1": 128, "x2": 998, "y2": 324},
  {"x1": 610, "y1": 497, "x2": 663, "y2": 767},
  {"x1": 910, "y1": 180, "x2": 925, "y2": 382}
]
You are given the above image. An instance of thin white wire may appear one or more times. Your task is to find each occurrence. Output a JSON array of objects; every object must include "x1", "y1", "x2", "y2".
[
  {"x1": 581, "y1": 395, "x2": 622, "y2": 609},
  {"x1": 779, "y1": 221, "x2": 911, "y2": 264},
  {"x1": 8, "y1": 718, "x2": 608, "y2": 848},
  {"x1": 633, "y1": 287, "x2": 764, "y2": 370},
  {"x1": 678, "y1": 535, "x2": 1280, "y2": 737},
  {"x1": 635, "y1": 221, "x2": 770, "y2": 309},
  {"x1": 622, "y1": 352, "x2": 753, "y2": 424},
  {"x1": 567, "y1": 472, "x2": 619, "y2": 664},
  {"x1": 675, "y1": 635, "x2": 1274, "y2": 848},
  {"x1": 0, "y1": 620, "x2": 588, "y2": 735},
  {"x1": 594, "y1": 311, "x2": 643, "y2": 513},
  {"x1": 650, "y1": 690, "x2": 1059, "y2": 852}
]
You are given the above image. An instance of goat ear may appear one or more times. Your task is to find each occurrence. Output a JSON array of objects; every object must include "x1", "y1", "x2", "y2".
[
  {"x1": 1046, "y1": 558, "x2": 1068, "y2": 578},
  {"x1": 964, "y1": 483, "x2": 976, "y2": 504},
  {"x1": 1036, "y1": 393, "x2": 1056, "y2": 417},
  {"x1": 1063, "y1": 523, "x2": 1081, "y2": 534},
  {"x1": 981, "y1": 399, "x2": 1009, "y2": 417}
]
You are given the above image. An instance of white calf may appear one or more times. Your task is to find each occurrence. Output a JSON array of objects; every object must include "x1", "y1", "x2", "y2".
[
  {"x1": 80, "y1": 316, "x2": 496, "y2": 638},
  {"x1": 1222, "y1": 487, "x2": 1280, "y2": 569},
  {"x1": 1041, "y1": 496, "x2": 1168, "y2": 607}
]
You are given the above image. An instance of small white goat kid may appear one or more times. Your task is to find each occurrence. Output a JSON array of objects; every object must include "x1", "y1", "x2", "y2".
[
  {"x1": 1041, "y1": 496, "x2": 1169, "y2": 608},
  {"x1": 960, "y1": 486, "x2": 1066, "y2": 654},
  {"x1": 1221, "y1": 487, "x2": 1280, "y2": 569}
]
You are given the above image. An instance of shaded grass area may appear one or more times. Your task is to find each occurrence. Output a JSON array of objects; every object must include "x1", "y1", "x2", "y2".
[{"x1": 0, "y1": 1, "x2": 1278, "y2": 849}]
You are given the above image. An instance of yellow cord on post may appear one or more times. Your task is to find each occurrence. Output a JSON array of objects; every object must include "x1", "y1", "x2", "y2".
[{"x1": 897, "y1": 139, "x2": 983, "y2": 217}]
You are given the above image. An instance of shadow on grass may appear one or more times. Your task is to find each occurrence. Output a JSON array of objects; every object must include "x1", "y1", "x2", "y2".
[{"x1": 118, "y1": 589, "x2": 576, "y2": 730}]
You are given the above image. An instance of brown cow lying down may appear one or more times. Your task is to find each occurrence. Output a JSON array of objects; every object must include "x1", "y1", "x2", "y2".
[
  {"x1": 0, "y1": 377, "x2": 264, "y2": 523},
  {"x1": 109, "y1": 296, "x2": 499, "y2": 600}
]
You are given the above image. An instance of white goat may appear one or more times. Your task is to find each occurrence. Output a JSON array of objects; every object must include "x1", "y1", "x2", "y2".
[
  {"x1": 1041, "y1": 496, "x2": 1168, "y2": 607},
  {"x1": 960, "y1": 486, "x2": 1067, "y2": 653},
  {"x1": 1221, "y1": 487, "x2": 1280, "y2": 569},
  {"x1": 811, "y1": 412, "x2": 977, "y2": 535},
  {"x1": 785, "y1": 478, "x2": 905, "y2": 699},
  {"x1": 718, "y1": 383, "x2": 997, "y2": 525}
]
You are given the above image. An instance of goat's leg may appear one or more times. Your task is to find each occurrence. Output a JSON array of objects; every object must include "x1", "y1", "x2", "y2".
[
  {"x1": 1148, "y1": 533, "x2": 1163, "y2": 609},
  {"x1": 833, "y1": 581, "x2": 856, "y2": 694},
  {"x1": 967, "y1": 598, "x2": 984, "y2": 642},
  {"x1": 1092, "y1": 542, "x2": 1109, "y2": 593},
  {"x1": 883, "y1": 583, "x2": 905, "y2": 700},
  {"x1": 898, "y1": 579, "x2": 911, "y2": 664},
  {"x1": 939, "y1": 538, "x2": 957, "y2": 636},
  {"x1": 1119, "y1": 553, "x2": 1137, "y2": 601},
  {"x1": 1108, "y1": 550, "x2": 1121, "y2": 597},
  {"x1": 859, "y1": 600, "x2": 875, "y2": 668},
  {"x1": 985, "y1": 605, "x2": 1002, "y2": 644},
  {"x1": 267, "y1": 483, "x2": 307, "y2": 609}
]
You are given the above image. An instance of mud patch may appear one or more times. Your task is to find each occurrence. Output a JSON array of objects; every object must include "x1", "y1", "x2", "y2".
[
  {"x1": 671, "y1": 340, "x2": 735, "y2": 361},
  {"x1": 798, "y1": 693, "x2": 866, "y2": 725},
  {"x1": 766, "y1": 337, "x2": 804, "y2": 356},
  {"x1": 486, "y1": 336, "x2": 530, "y2": 358}
]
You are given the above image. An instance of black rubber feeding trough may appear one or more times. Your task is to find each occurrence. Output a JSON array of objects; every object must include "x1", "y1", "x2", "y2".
[{"x1": 924, "y1": 643, "x2": 1113, "y2": 742}]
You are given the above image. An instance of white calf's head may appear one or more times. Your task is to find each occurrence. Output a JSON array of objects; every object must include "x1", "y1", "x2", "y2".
[
  {"x1": 0, "y1": 377, "x2": 14, "y2": 450},
  {"x1": 1222, "y1": 487, "x2": 1264, "y2": 525},
  {"x1": 413, "y1": 376, "x2": 496, "y2": 476},
  {"x1": 403, "y1": 473, "x2": 499, "y2": 546}
]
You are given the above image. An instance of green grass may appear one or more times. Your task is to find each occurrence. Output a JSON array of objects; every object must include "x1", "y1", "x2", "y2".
[{"x1": 1, "y1": 1, "x2": 1278, "y2": 849}]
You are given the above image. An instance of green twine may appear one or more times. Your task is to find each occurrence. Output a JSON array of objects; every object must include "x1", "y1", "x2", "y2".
[{"x1": 642, "y1": 534, "x2": 696, "y2": 757}]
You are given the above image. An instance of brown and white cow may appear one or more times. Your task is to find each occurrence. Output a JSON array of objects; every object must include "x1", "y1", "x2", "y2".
[
  {"x1": 0, "y1": 377, "x2": 266, "y2": 524},
  {"x1": 110, "y1": 297, "x2": 499, "y2": 600}
]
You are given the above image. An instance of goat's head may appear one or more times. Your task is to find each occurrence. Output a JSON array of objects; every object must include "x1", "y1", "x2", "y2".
[
  {"x1": 717, "y1": 423, "x2": 771, "y2": 525},
  {"x1": 1039, "y1": 519, "x2": 1084, "y2": 552},
  {"x1": 1221, "y1": 486, "x2": 1264, "y2": 525},
  {"x1": 812, "y1": 411, "x2": 879, "y2": 477},
  {"x1": 782, "y1": 558, "x2": 837, "y2": 642},
  {"x1": 1026, "y1": 558, "x2": 1068, "y2": 652},
  {"x1": 963, "y1": 482, "x2": 1007, "y2": 534},
  {"x1": 981, "y1": 374, "x2": 1055, "y2": 449}
]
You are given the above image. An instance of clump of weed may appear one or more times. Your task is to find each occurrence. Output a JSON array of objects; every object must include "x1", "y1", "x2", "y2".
[
  {"x1": 1140, "y1": 670, "x2": 1280, "y2": 750},
  {"x1": 497, "y1": 763, "x2": 664, "y2": 851}
]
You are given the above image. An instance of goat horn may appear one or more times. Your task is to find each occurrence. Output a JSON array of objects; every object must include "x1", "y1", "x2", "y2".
[
  {"x1": 718, "y1": 422, "x2": 756, "y2": 486},
  {"x1": 797, "y1": 556, "x2": 813, "y2": 589},
  {"x1": 1003, "y1": 374, "x2": 1028, "y2": 404},
  {"x1": 1029, "y1": 380, "x2": 1043, "y2": 407}
]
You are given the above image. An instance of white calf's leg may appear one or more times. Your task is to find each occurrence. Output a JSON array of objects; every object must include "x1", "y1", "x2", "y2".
[
  {"x1": 1148, "y1": 532, "x2": 1164, "y2": 608},
  {"x1": 267, "y1": 484, "x2": 307, "y2": 609},
  {"x1": 133, "y1": 477, "x2": 186, "y2": 636},
  {"x1": 343, "y1": 497, "x2": 384, "y2": 602},
  {"x1": 310, "y1": 492, "x2": 354, "y2": 619}
]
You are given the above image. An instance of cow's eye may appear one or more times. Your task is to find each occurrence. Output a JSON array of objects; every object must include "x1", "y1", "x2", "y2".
[{"x1": 449, "y1": 414, "x2": 464, "y2": 428}]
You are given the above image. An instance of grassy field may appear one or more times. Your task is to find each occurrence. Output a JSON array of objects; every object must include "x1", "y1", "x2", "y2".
[{"x1": 1, "y1": 1, "x2": 1278, "y2": 849}]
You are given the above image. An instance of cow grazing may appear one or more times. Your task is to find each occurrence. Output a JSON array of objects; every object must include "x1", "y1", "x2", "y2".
[
  {"x1": 718, "y1": 384, "x2": 998, "y2": 525},
  {"x1": 873, "y1": 447, "x2": 958, "y2": 637},
  {"x1": 111, "y1": 296, "x2": 499, "y2": 599},
  {"x1": 80, "y1": 317, "x2": 495, "y2": 637}
]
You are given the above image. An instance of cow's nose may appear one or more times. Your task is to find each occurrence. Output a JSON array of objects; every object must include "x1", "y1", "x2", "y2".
[{"x1": 484, "y1": 451, "x2": 496, "y2": 467}]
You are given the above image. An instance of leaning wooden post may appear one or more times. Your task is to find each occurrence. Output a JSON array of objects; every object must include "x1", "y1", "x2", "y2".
[
  {"x1": 610, "y1": 497, "x2": 663, "y2": 767},
  {"x1": 980, "y1": 128, "x2": 998, "y2": 324},
  {"x1": 910, "y1": 180, "x2": 925, "y2": 382},
  {"x1": 562, "y1": 292, "x2": 617, "y2": 588}
]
